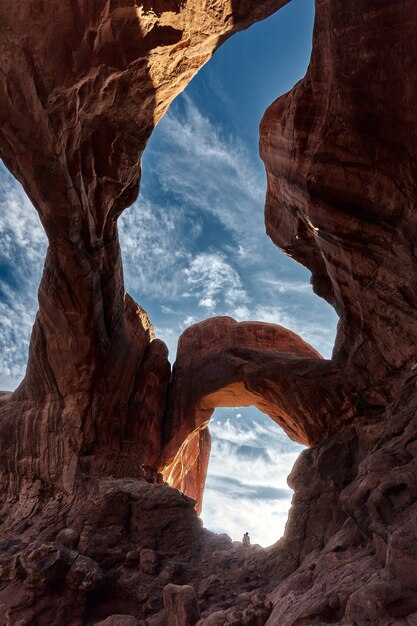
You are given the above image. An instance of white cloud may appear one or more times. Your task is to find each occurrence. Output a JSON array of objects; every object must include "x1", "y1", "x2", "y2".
[
  {"x1": 201, "y1": 407, "x2": 304, "y2": 546},
  {"x1": 118, "y1": 94, "x2": 275, "y2": 327},
  {"x1": 148, "y1": 94, "x2": 266, "y2": 252},
  {"x1": 0, "y1": 291, "x2": 34, "y2": 384},
  {"x1": 0, "y1": 162, "x2": 46, "y2": 390},
  {"x1": 248, "y1": 304, "x2": 292, "y2": 326},
  {"x1": 258, "y1": 276, "x2": 313, "y2": 293},
  {"x1": 119, "y1": 199, "x2": 194, "y2": 301},
  {"x1": 0, "y1": 167, "x2": 45, "y2": 263},
  {"x1": 184, "y1": 252, "x2": 249, "y2": 314},
  {"x1": 182, "y1": 315, "x2": 197, "y2": 327}
]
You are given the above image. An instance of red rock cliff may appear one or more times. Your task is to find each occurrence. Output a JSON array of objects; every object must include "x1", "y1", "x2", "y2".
[{"x1": 261, "y1": 0, "x2": 417, "y2": 398}]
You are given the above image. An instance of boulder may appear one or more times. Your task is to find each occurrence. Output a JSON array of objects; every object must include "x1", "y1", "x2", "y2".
[{"x1": 163, "y1": 584, "x2": 200, "y2": 626}]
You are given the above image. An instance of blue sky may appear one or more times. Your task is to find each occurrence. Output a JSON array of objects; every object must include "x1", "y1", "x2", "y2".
[{"x1": 0, "y1": 0, "x2": 337, "y2": 545}]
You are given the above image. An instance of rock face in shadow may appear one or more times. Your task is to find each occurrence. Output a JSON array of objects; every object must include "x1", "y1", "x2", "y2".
[
  {"x1": 256, "y1": 0, "x2": 417, "y2": 622},
  {"x1": 1, "y1": 0, "x2": 417, "y2": 624}
]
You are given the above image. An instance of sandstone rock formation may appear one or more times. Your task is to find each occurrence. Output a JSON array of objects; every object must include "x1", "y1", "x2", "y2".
[
  {"x1": 256, "y1": 0, "x2": 417, "y2": 621},
  {"x1": 163, "y1": 583, "x2": 200, "y2": 626},
  {"x1": 0, "y1": 0, "x2": 287, "y2": 495},
  {"x1": 162, "y1": 317, "x2": 324, "y2": 505},
  {"x1": 260, "y1": 0, "x2": 417, "y2": 407},
  {"x1": 1, "y1": 0, "x2": 417, "y2": 624}
]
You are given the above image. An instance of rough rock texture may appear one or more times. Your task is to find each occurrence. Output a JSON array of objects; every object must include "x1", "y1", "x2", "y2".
[
  {"x1": 94, "y1": 617, "x2": 140, "y2": 626},
  {"x1": 163, "y1": 426, "x2": 211, "y2": 515},
  {"x1": 162, "y1": 317, "x2": 324, "y2": 504},
  {"x1": 1, "y1": 0, "x2": 417, "y2": 624},
  {"x1": 256, "y1": 0, "x2": 417, "y2": 622},
  {"x1": 261, "y1": 0, "x2": 417, "y2": 406},
  {"x1": 0, "y1": 0, "x2": 287, "y2": 493},
  {"x1": 163, "y1": 584, "x2": 200, "y2": 626}
]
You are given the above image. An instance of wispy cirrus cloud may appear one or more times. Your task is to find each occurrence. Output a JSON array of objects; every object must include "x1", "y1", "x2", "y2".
[
  {"x1": 0, "y1": 289, "x2": 36, "y2": 387},
  {"x1": 257, "y1": 276, "x2": 313, "y2": 293},
  {"x1": 201, "y1": 407, "x2": 305, "y2": 546},
  {"x1": 120, "y1": 198, "x2": 196, "y2": 301},
  {"x1": 207, "y1": 475, "x2": 291, "y2": 501},
  {"x1": 0, "y1": 165, "x2": 46, "y2": 264},
  {"x1": 150, "y1": 94, "x2": 266, "y2": 250},
  {"x1": 119, "y1": 93, "x2": 267, "y2": 306}
]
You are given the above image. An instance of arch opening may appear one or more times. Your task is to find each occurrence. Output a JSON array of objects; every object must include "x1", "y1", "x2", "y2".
[{"x1": 201, "y1": 407, "x2": 305, "y2": 547}]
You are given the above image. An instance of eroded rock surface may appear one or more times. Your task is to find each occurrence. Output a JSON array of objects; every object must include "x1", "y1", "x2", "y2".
[
  {"x1": 1, "y1": 0, "x2": 417, "y2": 624},
  {"x1": 261, "y1": 0, "x2": 417, "y2": 401},
  {"x1": 257, "y1": 0, "x2": 417, "y2": 622},
  {"x1": 0, "y1": 0, "x2": 287, "y2": 494}
]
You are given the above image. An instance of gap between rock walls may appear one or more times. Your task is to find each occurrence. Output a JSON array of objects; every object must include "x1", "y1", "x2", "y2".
[{"x1": 200, "y1": 407, "x2": 305, "y2": 547}]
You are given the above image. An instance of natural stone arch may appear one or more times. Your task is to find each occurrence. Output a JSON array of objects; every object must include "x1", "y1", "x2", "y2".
[{"x1": 161, "y1": 316, "x2": 332, "y2": 510}]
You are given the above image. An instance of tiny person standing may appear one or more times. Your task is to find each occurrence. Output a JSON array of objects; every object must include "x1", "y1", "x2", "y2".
[{"x1": 242, "y1": 531, "x2": 250, "y2": 547}]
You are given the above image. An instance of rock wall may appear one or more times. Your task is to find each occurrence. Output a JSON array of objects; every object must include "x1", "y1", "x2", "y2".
[
  {"x1": 261, "y1": 0, "x2": 417, "y2": 397},
  {"x1": 258, "y1": 0, "x2": 417, "y2": 621},
  {"x1": 1, "y1": 0, "x2": 417, "y2": 624}
]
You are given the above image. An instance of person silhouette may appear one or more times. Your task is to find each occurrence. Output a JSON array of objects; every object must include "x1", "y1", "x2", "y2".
[{"x1": 242, "y1": 531, "x2": 250, "y2": 547}]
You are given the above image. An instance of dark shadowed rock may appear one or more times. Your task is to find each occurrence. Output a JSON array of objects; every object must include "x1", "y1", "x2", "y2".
[
  {"x1": 56, "y1": 528, "x2": 80, "y2": 550},
  {"x1": 141, "y1": 549, "x2": 159, "y2": 576}
]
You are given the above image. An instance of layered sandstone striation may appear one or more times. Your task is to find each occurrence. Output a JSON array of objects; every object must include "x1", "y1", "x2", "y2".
[
  {"x1": 1, "y1": 0, "x2": 417, "y2": 624},
  {"x1": 0, "y1": 0, "x2": 288, "y2": 495},
  {"x1": 255, "y1": 0, "x2": 417, "y2": 622},
  {"x1": 261, "y1": 0, "x2": 417, "y2": 400}
]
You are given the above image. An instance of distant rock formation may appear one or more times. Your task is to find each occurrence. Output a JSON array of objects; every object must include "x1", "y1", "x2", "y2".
[
  {"x1": 1, "y1": 0, "x2": 417, "y2": 624},
  {"x1": 162, "y1": 317, "x2": 323, "y2": 506}
]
